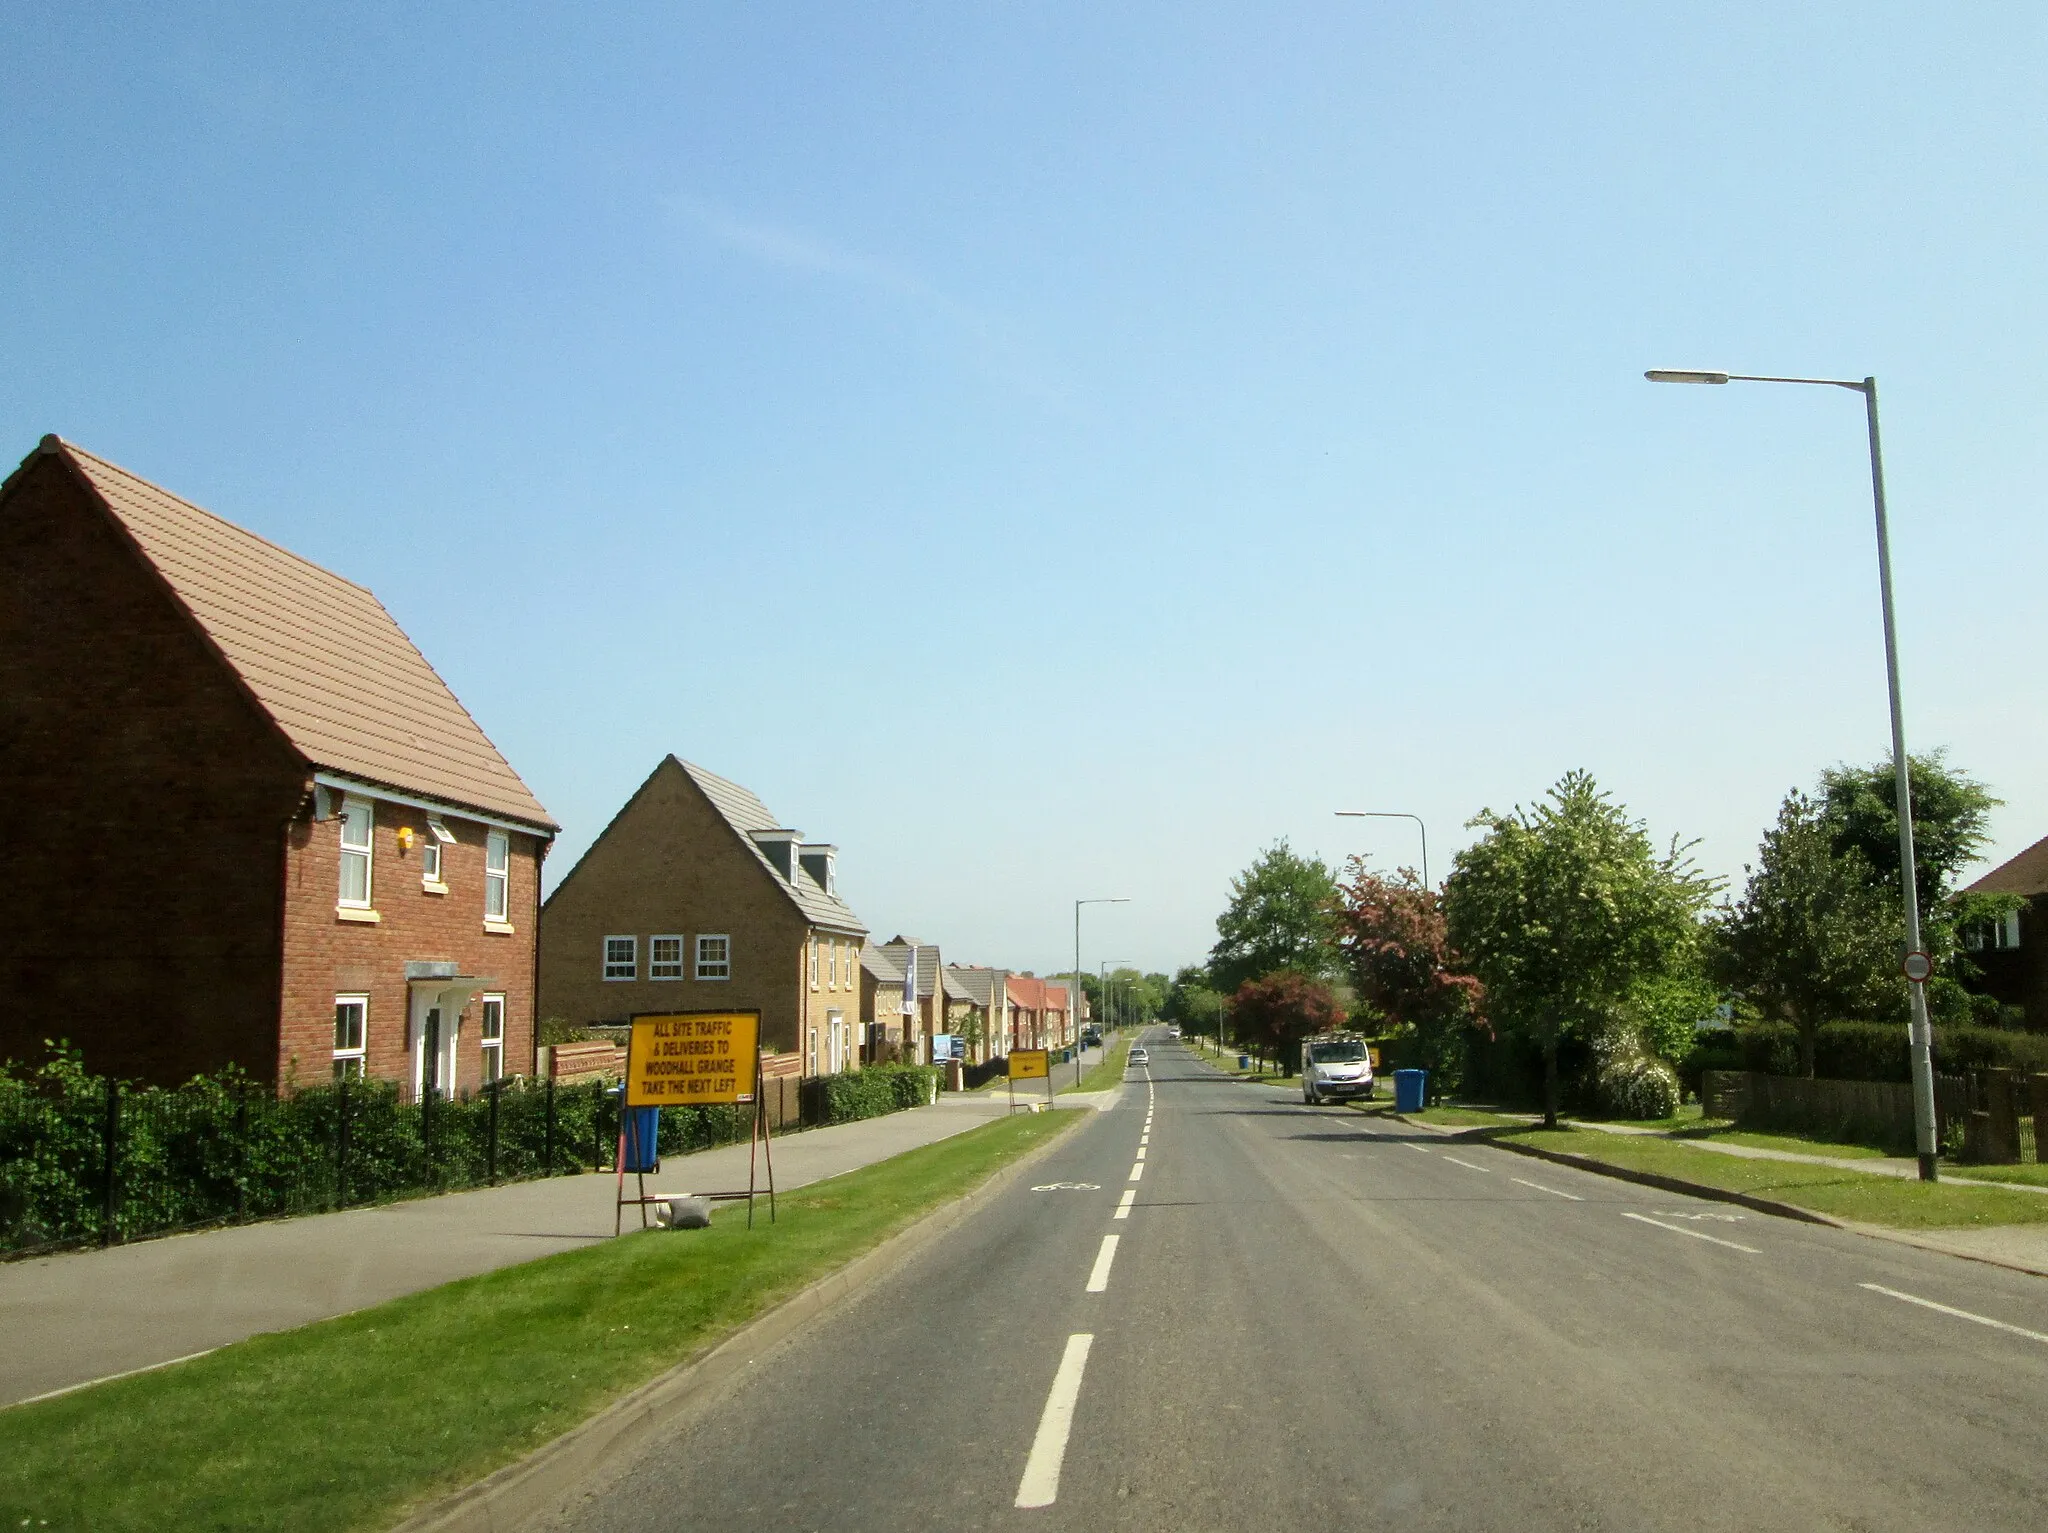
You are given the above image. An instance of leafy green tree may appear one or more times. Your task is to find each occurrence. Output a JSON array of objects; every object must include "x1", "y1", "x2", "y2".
[
  {"x1": 1819, "y1": 752, "x2": 1999, "y2": 920},
  {"x1": 1164, "y1": 966, "x2": 1226, "y2": 1042},
  {"x1": 1230, "y1": 971, "x2": 1344, "y2": 1075},
  {"x1": 1443, "y1": 771, "x2": 1716, "y2": 1127},
  {"x1": 1711, "y1": 790, "x2": 1900, "y2": 1077},
  {"x1": 1331, "y1": 859, "x2": 1483, "y2": 1084},
  {"x1": 1208, "y1": 841, "x2": 1341, "y2": 996}
]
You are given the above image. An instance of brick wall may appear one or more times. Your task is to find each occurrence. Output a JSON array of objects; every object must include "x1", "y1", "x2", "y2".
[
  {"x1": 0, "y1": 453, "x2": 307, "y2": 1084},
  {"x1": 539, "y1": 758, "x2": 818, "y2": 1056},
  {"x1": 278, "y1": 800, "x2": 544, "y2": 1094}
]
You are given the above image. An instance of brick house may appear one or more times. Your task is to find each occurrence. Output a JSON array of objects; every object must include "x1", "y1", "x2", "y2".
[
  {"x1": 0, "y1": 436, "x2": 558, "y2": 1092},
  {"x1": 537, "y1": 756, "x2": 869, "y2": 1076},
  {"x1": 875, "y1": 937, "x2": 942, "y2": 1063},
  {"x1": 1001, "y1": 975, "x2": 1073, "y2": 1051},
  {"x1": 942, "y1": 965, "x2": 1000, "y2": 1063},
  {"x1": 1961, "y1": 836, "x2": 2048, "y2": 1029},
  {"x1": 859, "y1": 943, "x2": 909, "y2": 1062}
]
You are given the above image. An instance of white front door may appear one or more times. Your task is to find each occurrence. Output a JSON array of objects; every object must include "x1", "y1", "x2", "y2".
[{"x1": 411, "y1": 988, "x2": 462, "y2": 1100}]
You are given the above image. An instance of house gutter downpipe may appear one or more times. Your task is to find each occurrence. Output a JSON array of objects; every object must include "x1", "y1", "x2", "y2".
[{"x1": 1648, "y1": 369, "x2": 1940, "y2": 1180}]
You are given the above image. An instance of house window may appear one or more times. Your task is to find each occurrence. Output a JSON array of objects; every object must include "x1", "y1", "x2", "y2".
[
  {"x1": 809, "y1": 936, "x2": 820, "y2": 990},
  {"x1": 807, "y1": 1025, "x2": 819, "y2": 1076},
  {"x1": 650, "y1": 935, "x2": 684, "y2": 980},
  {"x1": 1967, "y1": 911, "x2": 2024, "y2": 951},
  {"x1": 485, "y1": 832, "x2": 510, "y2": 921},
  {"x1": 333, "y1": 995, "x2": 368, "y2": 1080},
  {"x1": 696, "y1": 934, "x2": 730, "y2": 981},
  {"x1": 338, "y1": 798, "x2": 373, "y2": 907},
  {"x1": 604, "y1": 935, "x2": 637, "y2": 981},
  {"x1": 480, "y1": 994, "x2": 505, "y2": 1082},
  {"x1": 423, "y1": 817, "x2": 455, "y2": 886}
]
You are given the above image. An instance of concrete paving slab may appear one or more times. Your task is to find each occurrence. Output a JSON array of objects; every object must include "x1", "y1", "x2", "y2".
[{"x1": 0, "y1": 1092, "x2": 1013, "y2": 1408}]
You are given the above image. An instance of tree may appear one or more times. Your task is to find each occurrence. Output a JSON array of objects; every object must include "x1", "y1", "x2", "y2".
[
  {"x1": 1711, "y1": 790, "x2": 1901, "y2": 1077},
  {"x1": 1230, "y1": 971, "x2": 1344, "y2": 1075},
  {"x1": 1443, "y1": 771, "x2": 1716, "y2": 1127},
  {"x1": 1164, "y1": 965, "x2": 1226, "y2": 1043},
  {"x1": 1208, "y1": 841, "x2": 1341, "y2": 996},
  {"x1": 1331, "y1": 859, "x2": 1484, "y2": 1082}
]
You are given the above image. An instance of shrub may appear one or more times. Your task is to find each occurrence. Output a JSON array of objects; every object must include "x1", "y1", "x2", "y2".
[
  {"x1": 1589, "y1": 1030, "x2": 1681, "y2": 1119},
  {"x1": 801, "y1": 1064, "x2": 940, "y2": 1125},
  {"x1": 1691, "y1": 1020, "x2": 2048, "y2": 1085}
]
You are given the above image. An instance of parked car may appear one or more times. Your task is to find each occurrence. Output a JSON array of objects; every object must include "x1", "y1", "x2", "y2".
[
  {"x1": 1080, "y1": 1026, "x2": 1103, "y2": 1047},
  {"x1": 1300, "y1": 1035, "x2": 1375, "y2": 1104}
]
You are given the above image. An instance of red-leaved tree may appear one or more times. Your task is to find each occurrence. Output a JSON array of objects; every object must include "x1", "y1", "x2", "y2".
[
  {"x1": 1332, "y1": 857, "x2": 1486, "y2": 1081},
  {"x1": 1231, "y1": 971, "x2": 1345, "y2": 1075}
]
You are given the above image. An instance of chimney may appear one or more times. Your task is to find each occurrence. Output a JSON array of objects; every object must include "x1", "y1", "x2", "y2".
[
  {"x1": 749, "y1": 828, "x2": 802, "y2": 882},
  {"x1": 798, "y1": 843, "x2": 837, "y2": 894}
]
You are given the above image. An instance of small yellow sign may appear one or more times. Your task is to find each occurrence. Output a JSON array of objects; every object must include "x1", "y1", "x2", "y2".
[
  {"x1": 627, "y1": 1012, "x2": 759, "y2": 1106},
  {"x1": 1009, "y1": 1048, "x2": 1050, "y2": 1080}
]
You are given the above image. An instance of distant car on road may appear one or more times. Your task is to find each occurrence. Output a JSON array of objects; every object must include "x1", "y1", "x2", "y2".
[
  {"x1": 1166, "y1": 1025, "x2": 1182, "y2": 1039},
  {"x1": 1300, "y1": 1035, "x2": 1375, "y2": 1104},
  {"x1": 1129, "y1": 1047, "x2": 1149, "y2": 1066}
]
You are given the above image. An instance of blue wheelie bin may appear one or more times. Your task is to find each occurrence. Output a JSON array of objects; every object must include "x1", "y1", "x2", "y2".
[{"x1": 1393, "y1": 1069, "x2": 1429, "y2": 1114}]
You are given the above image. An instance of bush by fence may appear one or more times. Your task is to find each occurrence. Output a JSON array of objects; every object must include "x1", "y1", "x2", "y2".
[
  {"x1": 1683, "y1": 1022, "x2": 2048, "y2": 1091},
  {"x1": 0, "y1": 1047, "x2": 943, "y2": 1256}
]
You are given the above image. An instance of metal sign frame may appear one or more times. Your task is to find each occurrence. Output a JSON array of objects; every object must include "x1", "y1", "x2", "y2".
[
  {"x1": 615, "y1": 1010, "x2": 777, "y2": 1234},
  {"x1": 1007, "y1": 1048, "x2": 1055, "y2": 1115}
]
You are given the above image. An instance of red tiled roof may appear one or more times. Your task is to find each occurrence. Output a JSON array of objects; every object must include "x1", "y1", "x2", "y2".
[
  {"x1": 44, "y1": 438, "x2": 555, "y2": 830},
  {"x1": 1965, "y1": 835, "x2": 2048, "y2": 897}
]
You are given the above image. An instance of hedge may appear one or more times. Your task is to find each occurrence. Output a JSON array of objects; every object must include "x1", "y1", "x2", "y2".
[
  {"x1": 1681, "y1": 1021, "x2": 2048, "y2": 1089},
  {"x1": 801, "y1": 1063, "x2": 941, "y2": 1124}
]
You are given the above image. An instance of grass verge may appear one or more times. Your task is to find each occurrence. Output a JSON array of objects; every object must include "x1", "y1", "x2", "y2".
[
  {"x1": 0, "y1": 1110, "x2": 1078, "y2": 1533},
  {"x1": 1063, "y1": 1034, "x2": 1132, "y2": 1094},
  {"x1": 1383, "y1": 1104, "x2": 1524, "y2": 1128},
  {"x1": 1947, "y1": 1161, "x2": 2048, "y2": 1187},
  {"x1": 1492, "y1": 1125, "x2": 2048, "y2": 1230}
]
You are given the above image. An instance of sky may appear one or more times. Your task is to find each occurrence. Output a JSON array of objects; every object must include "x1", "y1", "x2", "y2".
[{"x1": 6, "y1": 4, "x2": 2046, "y2": 978}]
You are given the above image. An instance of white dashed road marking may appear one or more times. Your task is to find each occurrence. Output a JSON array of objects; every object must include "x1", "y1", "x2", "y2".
[
  {"x1": 1442, "y1": 1155, "x2": 1489, "y2": 1173},
  {"x1": 1621, "y1": 1211, "x2": 1759, "y2": 1253},
  {"x1": 1511, "y1": 1177, "x2": 1583, "y2": 1201},
  {"x1": 1860, "y1": 1284, "x2": 2048, "y2": 1346},
  {"x1": 1128, "y1": 1162, "x2": 1144, "y2": 1181},
  {"x1": 1014, "y1": 1333, "x2": 1094, "y2": 1508},
  {"x1": 1114, "y1": 1189, "x2": 1135, "y2": 1219},
  {"x1": 1085, "y1": 1234, "x2": 1120, "y2": 1293}
]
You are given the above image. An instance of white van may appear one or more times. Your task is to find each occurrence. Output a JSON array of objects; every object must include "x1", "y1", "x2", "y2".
[{"x1": 1300, "y1": 1035, "x2": 1375, "y2": 1104}]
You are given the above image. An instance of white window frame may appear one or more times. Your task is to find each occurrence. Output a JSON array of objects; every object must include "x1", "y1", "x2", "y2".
[
  {"x1": 604, "y1": 935, "x2": 638, "y2": 981},
  {"x1": 809, "y1": 936, "x2": 820, "y2": 990},
  {"x1": 338, "y1": 797, "x2": 374, "y2": 909},
  {"x1": 807, "y1": 1024, "x2": 819, "y2": 1076},
  {"x1": 333, "y1": 994, "x2": 368, "y2": 1080},
  {"x1": 422, "y1": 816, "x2": 455, "y2": 888},
  {"x1": 696, "y1": 934, "x2": 731, "y2": 981},
  {"x1": 484, "y1": 831, "x2": 510, "y2": 921},
  {"x1": 649, "y1": 934, "x2": 685, "y2": 981},
  {"x1": 480, "y1": 993, "x2": 506, "y2": 1082}
]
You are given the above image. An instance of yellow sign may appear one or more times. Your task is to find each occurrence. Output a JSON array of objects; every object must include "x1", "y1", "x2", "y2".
[
  {"x1": 1009, "y1": 1049, "x2": 1050, "y2": 1080},
  {"x1": 627, "y1": 1012, "x2": 759, "y2": 1106}
]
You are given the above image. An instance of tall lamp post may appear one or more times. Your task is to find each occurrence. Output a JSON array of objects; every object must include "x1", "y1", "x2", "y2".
[
  {"x1": 1648, "y1": 368, "x2": 1939, "y2": 1181},
  {"x1": 1335, "y1": 810, "x2": 1430, "y2": 889},
  {"x1": 1074, "y1": 898, "x2": 1129, "y2": 1085}
]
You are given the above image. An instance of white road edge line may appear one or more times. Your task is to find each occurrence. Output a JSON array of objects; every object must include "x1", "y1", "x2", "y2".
[
  {"x1": 1512, "y1": 1177, "x2": 1583, "y2": 1201},
  {"x1": 1128, "y1": 1162, "x2": 1144, "y2": 1182},
  {"x1": 1014, "y1": 1332, "x2": 1095, "y2": 1508},
  {"x1": 1085, "y1": 1234, "x2": 1120, "y2": 1293},
  {"x1": 8, "y1": 1347, "x2": 220, "y2": 1408},
  {"x1": 1442, "y1": 1155, "x2": 1489, "y2": 1173},
  {"x1": 1860, "y1": 1283, "x2": 2048, "y2": 1345},
  {"x1": 1114, "y1": 1189, "x2": 1135, "y2": 1219},
  {"x1": 1621, "y1": 1210, "x2": 1759, "y2": 1253},
  {"x1": 1403, "y1": 1143, "x2": 1431, "y2": 1154}
]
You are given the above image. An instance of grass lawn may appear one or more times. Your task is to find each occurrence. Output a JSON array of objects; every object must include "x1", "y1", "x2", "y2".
[
  {"x1": 1948, "y1": 1161, "x2": 2048, "y2": 1187},
  {"x1": 1672, "y1": 1126, "x2": 1894, "y2": 1160},
  {"x1": 1062, "y1": 1033, "x2": 1132, "y2": 1093},
  {"x1": 1493, "y1": 1125, "x2": 2048, "y2": 1230},
  {"x1": 0, "y1": 1110, "x2": 1078, "y2": 1533}
]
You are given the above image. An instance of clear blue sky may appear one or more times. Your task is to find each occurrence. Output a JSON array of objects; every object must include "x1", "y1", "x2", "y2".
[{"x1": 7, "y1": 4, "x2": 2045, "y2": 977}]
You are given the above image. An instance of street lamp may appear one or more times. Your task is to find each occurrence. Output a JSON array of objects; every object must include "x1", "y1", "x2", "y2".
[
  {"x1": 1648, "y1": 367, "x2": 1939, "y2": 1181},
  {"x1": 1335, "y1": 810, "x2": 1430, "y2": 890},
  {"x1": 1074, "y1": 898, "x2": 1129, "y2": 1083}
]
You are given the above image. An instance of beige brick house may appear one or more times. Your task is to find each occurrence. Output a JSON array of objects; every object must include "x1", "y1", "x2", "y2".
[
  {"x1": 538, "y1": 756, "x2": 869, "y2": 1076},
  {"x1": 0, "y1": 436, "x2": 558, "y2": 1093}
]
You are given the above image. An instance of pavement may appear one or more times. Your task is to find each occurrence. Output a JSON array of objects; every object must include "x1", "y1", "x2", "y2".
[
  {"x1": 539, "y1": 1028, "x2": 2048, "y2": 1532},
  {"x1": 0, "y1": 1084, "x2": 1079, "y2": 1408}
]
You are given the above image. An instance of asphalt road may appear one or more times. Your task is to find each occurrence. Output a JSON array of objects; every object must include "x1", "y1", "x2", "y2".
[{"x1": 546, "y1": 1030, "x2": 2048, "y2": 1531}]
